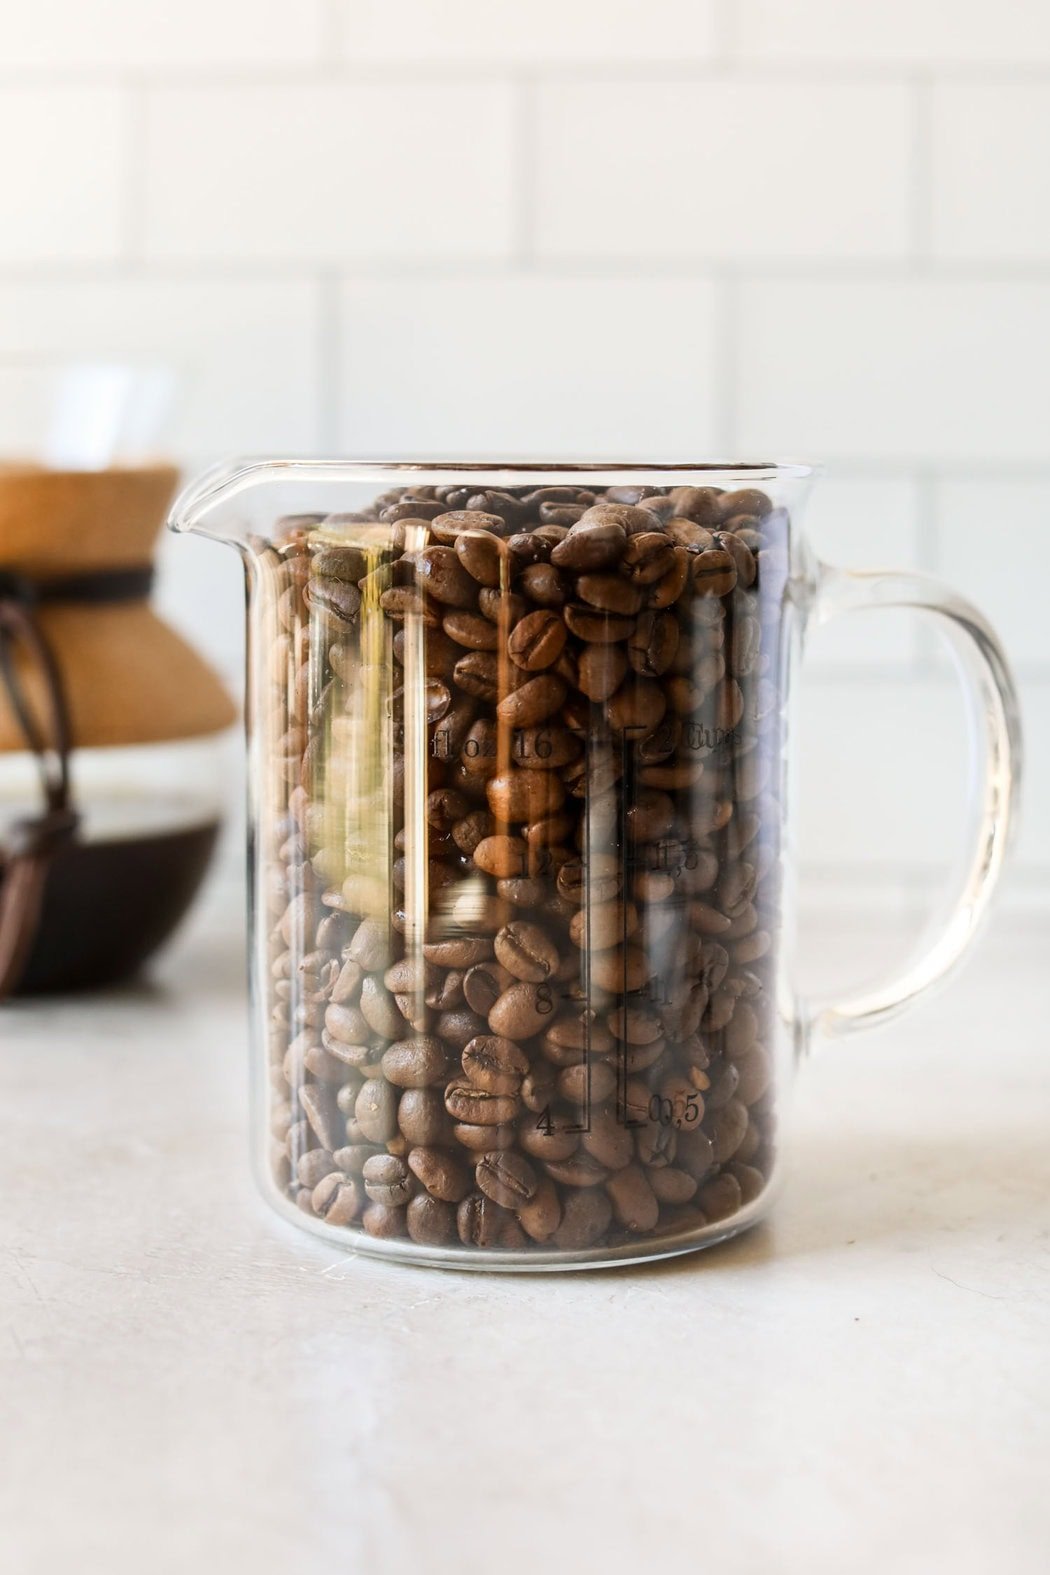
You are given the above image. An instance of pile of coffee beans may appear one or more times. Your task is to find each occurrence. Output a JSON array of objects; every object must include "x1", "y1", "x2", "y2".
[{"x1": 259, "y1": 477, "x2": 788, "y2": 1258}]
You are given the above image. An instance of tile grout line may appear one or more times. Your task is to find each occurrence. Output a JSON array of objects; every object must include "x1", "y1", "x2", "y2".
[{"x1": 913, "y1": 468, "x2": 941, "y2": 673}]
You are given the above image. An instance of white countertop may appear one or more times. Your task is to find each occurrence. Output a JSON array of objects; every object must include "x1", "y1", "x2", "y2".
[{"x1": 2, "y1": 885, "x2": 1048, "y2": 1575}]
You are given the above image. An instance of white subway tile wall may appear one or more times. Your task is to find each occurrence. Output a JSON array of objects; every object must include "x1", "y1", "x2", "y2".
[{"x1": 1, "y1": 0, "x2": 1047, "y2": 898}]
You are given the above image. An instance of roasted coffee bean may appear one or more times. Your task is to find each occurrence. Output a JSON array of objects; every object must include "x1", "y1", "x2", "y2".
[
  {"x1": 692, "y1": 547, "x2": 737, "y2": 597},
  {"x1": 312, "y1": 1172, "x2": 361, "y2": 1225},
  {"x1": 487, "y1": 768, "x2": 565, "y2": 824},
  {"x1": 406, "y1": 1194, "x2": 457, "y2": 1245},
  {"x1": 362, "y1": 1153, "x2": 414, "y2": 1207},
  {"x1": 457, "y1": 1192, "x2": 512, "y2": 1248},
  {"x1": 476, "y1": 1150, "x2": 539, "y2": 1208},
  {"x1": 458, "y1": 960, "x2": 508, "y2": 1016},
  {"x1": 508, "y1": 609, "x2": 567, "y2": 671},
  {"x1": 407, "y1": 1146, "x2": 472, "y2": 1203},
  {"x1": 443, "y1": 610, "x2": 499, "y2": 649},
  {"x1": 462, "y1": 1034, "x2": 529, "y2": 1093},
  {"x1": 381, "y1": 1036, "x2": 448, "y2": 1089},
  {"x1": 488, "y1": 981, "x2": 557, "y2": 1040},
  {"x1": 496, "y1": 673, "x2": 567, "y2": 727},
  {"x1": 494, "y1": 921, "x2": 559, "y2": 982},
  {"x1": 445, "y1": 1082, "x2": 520, "y2": 1126},
  {"x1": 628, "y1": 610, "x2": 679, "y2": 677},
  {"x1": 550, "y1": 520, "x2": 627, "y2": 571},
  {"x1": 355, "y1": 1079, "x2": 399, "y2": 1144},
  {"x1": 552, "y1": 1188, "x2": 612, "y2": 1250},
  {"x1": 606, "y1": 1164, "x2": 660, "y2": 1233},
  {"x1": 416, "y1": 545, "x2": 478, "y2": 608},
  {"x1": 398, "y1": 1088, "x2": 453, "y2": 1147}
]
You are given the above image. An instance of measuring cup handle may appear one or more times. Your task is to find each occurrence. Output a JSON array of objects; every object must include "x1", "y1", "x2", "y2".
[{"x1": 799, "y1": 561, "x2": 1022, "y2": 1047}]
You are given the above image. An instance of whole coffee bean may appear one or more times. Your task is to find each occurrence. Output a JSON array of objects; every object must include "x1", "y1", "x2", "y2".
[
  {"x1": 473, "y1": 835, "x2": 529, "y2": 878},
  {"x1": 582, "y1": 1111, "x2": 634, "y2": 1171},
  {"x1": 508, "y1": 609, "x2": 567, "y2": 671},
  {"x1": 407, "y1": 1146, "x2": 472, "y2": 1203},
  {"x1": 443, "y1": 610, "x2": 498, "y2": 649},
  {"x1": 692, "y1": 547, "x2": 737, "y2": 597},
  {"x1": 300, "y1": 1085, "x2": 344, "y2": 1152},
  {"x1": 563, "y1": 604, "x2": 634, "y2": 643},
  {"x1": 577, "y1": 573, "x2": 642, "y2": 616},
  {"x1": 517, "y1": 1177, "x2": 562, "y2": 1241},
  {"x1": 457, "y1": 1192, "x2": 512, "y2": 1248},
  {"x1": 416, "y1": 545, "x2": 478, "y2": 608},
  {"x1": 404, "y1": 1193, "x2": 457, "y2": 1246},
  {"x1": 606, "y1": 1164, "x2": 660, "y2": 1233},
  {"x1": 623, "y1": 532, "x2": 675, "y2": 585},
  {"x1": 454, "y1": 651, "x2": 500, "y2": 702},
  {"x1": 698, "y1": 1170, "x2": 744, "y2": 1222},
  {"x1": 577, "y1": 643, "x2": 628, "y2": 702},
  {"x1": 496, "y1": 674, "x2": 567, "y2": 727},
  {"x1": 550, "y1": 520, "x2": 627, "y2": 571},
  {"x1": 312, "y1": 1172, "x2": 361, "y2": 1225},
  {"x1": 362, "y1": 1202, "x2": 408, "y2": 1239},
  {"x1": 569, "y1": 900, "x2": 636, "y2": 952},
  {"x1": 362, "y1": 1153, "x2": 414, "y2": 1207},
  {"x1": 423, "y1": 936, "x2": 492, "y2": 968},
  {"x1": 520, "y1": 562, "x2": 566, "y2": 607},
  {"x1": 487, "y1": 768, "x2": 565, "y2": 824},
  {"x1": 462, "y1": 961, "x2": 513, "y2": 1016},
  {"x1": 355, "y1": 1079, "x2": 399, "y2": 1144},
  {"x1": 488, "y1": 981, "x2": 557, "y2": 1040},
  {"x1": 494, "y1": 921, "x2": 559, "y2": 983},
  {"x1": 462, "y1": 1034, "x2": 529, "y2": 1093},
  {"x1": 451, "y1": 810, "x2": 496, "y2": 858},
  {"x1": 552, "y1": 1188, "x2": 612, "y2": 1250},
  {"x1": 519, "y1": 1122, "x2": 579, "y2": 1162},
  {"x1": 297, "y1": 1148, "x2": 337, "y2": 1189},
  {"x1": 381, "y1": 1036, "x2": 448, "y2": 1089},
  {"x1": 445, "y1": 1082, "x2": 520, "y2": 1126},
  {"x1": 718, "y1": 488, "x2": 773, "y2": 521},
  {"x1": 453, "y1": 1121, "x2": 517, "y2": 1153},
  {"x1": 476, "y1": 1150, "x2": 539, "y2": 1208},
  {"x1": 628, "y1": 610, "x2": 680, "y2": 676}
]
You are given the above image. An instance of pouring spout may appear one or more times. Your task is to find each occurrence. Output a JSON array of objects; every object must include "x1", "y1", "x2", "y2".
[{"x1": 167, "y1": 459, "x2": 265, "y2": 549}]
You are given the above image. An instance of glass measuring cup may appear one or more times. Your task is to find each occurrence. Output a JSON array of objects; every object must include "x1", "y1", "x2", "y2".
[{"x1": 169, "y1": 461, "x2": 1020, "y2": 1270}]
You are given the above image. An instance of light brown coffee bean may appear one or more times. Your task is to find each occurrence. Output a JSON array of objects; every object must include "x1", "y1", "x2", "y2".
[
  {"x1": 488, "y1": 981, "x2": 557, "y2": 1040},
  {"x1": 462, "y1": 1034, "x2": 529, "y2": 1093},
  {"x1": 494, "y1": 921, "x2": 559, "y2": 983},
  {"x1": 517, "y1": 1178, "x2": 562, "y2": 1241},
  {"x1": 496, "y1": 674, "x2": 567, "y2": 727},
  {"x1": 362, "y1": 1153, "x2": 414, "y2": 1207},
  {"x1": 312, "y1": 1172, "x2": 361, "y2": 1226},
  {"x1": 407, "y1": 1146, "x2": 472, "y2": 1203},
  {"x1": 444, "y1": 1082, "x2": 520, "y2": 1126},
  {"x1": 473, "y1": 835, "x2": 529, "y2": 878},
  {"x1": 381, "y1": 1036, "x2": 448, "y2": 1089},
  {"x1": 606, "y1": 1164, "x2": 660, "y2": 1233}
]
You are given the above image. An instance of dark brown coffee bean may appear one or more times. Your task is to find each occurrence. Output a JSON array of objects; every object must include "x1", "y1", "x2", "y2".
[
  {"x1": 362, "y1": 1153, "x2": 414, "y2": 1207},
  {"x1": 520, "y1": 562, "x2": 566, "y2": 607},
  {"x1": 563, "y1": 604, "x2": 634, "y2": 643},
  {"x1": 443, "y1": 610, "x2": 498, "y2": 649},
  {"x1": 508, "y1": 608, "x2": 567, "y2": 671},
  {"x1": 307, "y1": 577, "x2": 361, "y2": 624},
  {"x1": 451, "y1": 810, "x2": 496, "y2": 857},
  {"x1": 628, "y1": 610, "x2": 679, "y2": 677},
  {"x1": 692, "y1": 547, "x2": 737, "y2": 597},
  {"x1": 453, "y1": 651, "x2": 499, "y2": 702},
  {"x1": 496, "y1": 674, "x2": 567, "y2": 727},
  {"x1": 550, "y1": 520, "x2": 627, "y2": 571},
  {"x1": 576, "y1": 643, "x2": 628, "y2": 702},
  {"x1": 362, "y1": 1202, "x2": 408, "y2": 1239},
  {"x1": 582, "y1": 1111, "x2": 634, "y2": 1171},
  {"x1": 416, "y1": 545, "x2": 478, "y2": 608},
  {"x1": 622, "y1": 531, "x2": 675, "y2": 585},
  {"x1": 577, "y1": 572, "x2": 642, "y2": 616},
  {"x1": 462, "y1": 961, "x2": 513, "y2": 1016},
  {"x1": 698, "y1": 1170, "x2": 744, "y2": 1222},
  {"x1": 457, "y1": 1192, "x2": 512, "y2": 1248},
  {"x1": 718, "y1": 488, "x2": 773, "y2": 521},
  {"x1": 494, "y1": 921, "x2": 559, "y2": 983},
  {"x1": 552, "y1": 1188, "x2": 612, "y2": 1249},
  {"x1": 606, "y1": 679, "x2": 667, "y2": 735},
  {"x1": 476, "y1": 1150, "x2": 539, "y2": 1208},
  {"x1": 407, "y1": 1146, "x2": 472, "y2": 1203}
]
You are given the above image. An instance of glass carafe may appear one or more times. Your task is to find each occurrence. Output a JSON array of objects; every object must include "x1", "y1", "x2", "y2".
[{"x1": 170, "y1": 462, "x2": 1020, "y2": 1270}]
